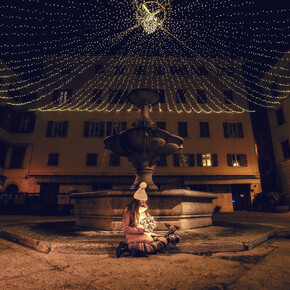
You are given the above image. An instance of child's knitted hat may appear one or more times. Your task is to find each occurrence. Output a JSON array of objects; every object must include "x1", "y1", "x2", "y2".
[{"x1": 133, "y1": 182, "x2": 148, "y2": 201}]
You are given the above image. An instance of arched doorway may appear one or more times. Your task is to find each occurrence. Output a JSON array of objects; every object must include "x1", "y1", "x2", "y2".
[{"x1": 5, "y1": 184, "x2": 19, "y2": 194}]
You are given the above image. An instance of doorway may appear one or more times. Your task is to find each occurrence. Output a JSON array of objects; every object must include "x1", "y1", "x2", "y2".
[{"x1": 231, "y1": 184, "x2": 251, "y2": 211}]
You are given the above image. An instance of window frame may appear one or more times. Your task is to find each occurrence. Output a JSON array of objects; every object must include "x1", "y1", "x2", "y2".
[{"x1": 47, "y1": 153, "x2": 59, "y2": 166}]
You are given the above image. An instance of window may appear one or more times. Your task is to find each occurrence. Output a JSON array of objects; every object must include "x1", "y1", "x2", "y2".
[
  {"x1": 154, "y1": 65, "x2": 164, "y2": 75},
  {"x1": 92, "y1": 90, "x2": 103, "y2": 104},
  {"x1": 173, "y1": 154, "x2": 194, "y2": 167},
  {"x1": 157, "y1": 156, "x2": 167, "y2": 167},
  {"x1": 108, "y1": 90, "x2": 127, "y2": 104},
  {"x1": 275, "y1": 107, "x2": 285, "y2": 126},
  {"x1": 110, "y1": 153, "x2": 120, "y2": 166},
  {"x1": 47, "y1": 153, "x2": 59, "y2": 166},
  {"x1": 9, "y1": 146, "x2": 26, "y2": 169},
  {"x1": 19, "y1": 115, "x2": 35, "y2": 133},
  {"x1": 106, "y1": 121, "x2": 127, "y2": 136},
  {"x1": 224, "y1": 90, "x2": 234, "y2": 104},
  {"x1": 196, "y1": 90, "x2": 207, "y2": 103},
  {"x1": 199, "y1": 122, "x2": 210, "y2": 138},
  {"x1": 178, "y1": 122, "x2": 188, "y2": 137},
  {"x1": 135, "y1": 65, "x2": 146, "y2": 75},
  {"x1": 115, "y1": 65, "x2": 126, "y2": 74},
  {"x1": 227, "y1": 154, "x2": 248, "y2": 167},
  {"x1": 197, "y1": 153, "x2": 218, "y2": 167},
  {"x1": 176, "y1": 90, "x2": 186, "y2": 103},
  {"x1": 95, "y1": 64, "x2": 105, "y2": 74},
  {"x1": 156, "y1": 121, "x2": 166, "y2": 130},
  {"x1": 191, "y1": 66, "x2": 208, "y2": 76},
  {"x1": 223, "y1": 122, "x2": 244, "y2": 138},
  {"x1": 281, "y1": 139, "x2": 290, "y2": 160},
  {"x1": 53, "y1": 90, "x2": 72, "y2": 104},
  {"x1": 84, "y1": 121, "x2": 105, "y2": 137},
  {"x1": 46, "y1": 121, "x2": 68, "y2": 137},
  {"x1": 156, "y1": 89, "x2": 166, "y2": 103},
  {"x1": 86, "y1": 153, "x2": 98, "y2": 166}
]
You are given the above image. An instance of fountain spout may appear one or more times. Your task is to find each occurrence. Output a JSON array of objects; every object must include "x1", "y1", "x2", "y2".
[{"x1": 104, "y1": 88, "x2": 183, "y2": 190}]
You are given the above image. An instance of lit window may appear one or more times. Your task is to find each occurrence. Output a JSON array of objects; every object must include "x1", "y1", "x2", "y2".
[
  {"x1": 227, "y1": 154, "x2": 247, "y2": 167},
  {"x1": 202, "y1": 154, "x2": 212, "y2": 167}
]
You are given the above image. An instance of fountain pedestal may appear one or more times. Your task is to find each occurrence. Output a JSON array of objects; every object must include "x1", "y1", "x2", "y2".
[
  {"x1": 70, "y1": 189, "x2": 217, "y2": 230},
  {"x1": 71, "y1": 88, "x2": 217, "y2": 231}
]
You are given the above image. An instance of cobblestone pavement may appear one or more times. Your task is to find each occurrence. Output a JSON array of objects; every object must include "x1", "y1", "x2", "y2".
[{"x1": 0, "y1": 212, "x2": 289, "y2": 289}]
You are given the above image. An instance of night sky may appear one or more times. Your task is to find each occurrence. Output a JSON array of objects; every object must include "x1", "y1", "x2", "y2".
[{"x1": 0, "y1": 0, "x2": 289, "y2": 109}]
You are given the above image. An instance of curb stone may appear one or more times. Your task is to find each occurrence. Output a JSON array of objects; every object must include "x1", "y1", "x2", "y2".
[
  {"x1": 0, "y1": 229, "x2": 51, "y2": 253},
  {"x1": 0, "y1": 227, "x2": 282, "y2": 255}
]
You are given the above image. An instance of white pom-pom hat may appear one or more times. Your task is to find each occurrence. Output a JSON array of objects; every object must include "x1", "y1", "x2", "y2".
[{"x1": 133, "y1": 182, "x2": 148, "y2": 201}]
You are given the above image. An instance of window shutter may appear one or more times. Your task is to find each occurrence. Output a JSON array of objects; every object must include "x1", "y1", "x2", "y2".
[
  {"x1": 84, "y1": 121, "x2": 90, "y2": 137},
  {"x1": 173, "y1": 154, "x2": 179, "y2": 167},
  {"x1": 28, "y1": 115, "x2": 36, "y2": 132},
  {"x1": 62, "y1": 121, "x2": 68, "y2": 137},
  {"x1": 223, "y1": 122, "x2": 229, "y2": 138},
  {"x1": 197, "y1": 154, "x2": 202, "y2": 167},
  {"x1": 67, "y1": 89, "x2": 72, "y2": 103},
  {"x1": 227, "y1": 154, "x2": 233, "y2": 166},
  {"x1": 53, "y1": 90, "x2": 58, "y2": 102},
  {"x1": 212, "y1": 154, "x2": 218, "y2": 167},
  {"x1": 188, "y1": 154, "x2": 195, "y2": 167},
  {"x1": 106, "y1": 122, "x2": 112, "y2": 136},
  {"x1": 121, "y1": 122, "x2": 127, "y2": 131},
  {"x1": 238, "y1": 122, "x2": 244, "y2": 138},
  {"x1": 46, "y1": 121, "x2": 53, "y2": 137},
  {"x1": 240, "y1": 154, "x2": 248, "y2": 166},
  {"x1": 99, "y1": 122, "x2": 105, "y2": 137}
]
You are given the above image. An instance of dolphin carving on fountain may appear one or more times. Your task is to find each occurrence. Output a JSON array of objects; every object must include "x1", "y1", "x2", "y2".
[{"x1": 104, "y1": 88, "x2": 183, "y2": 190}]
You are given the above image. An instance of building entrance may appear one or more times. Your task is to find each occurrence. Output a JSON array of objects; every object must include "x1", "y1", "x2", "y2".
[{"x1": 231, "y1": 184, "x2": 251, "y2": 211}]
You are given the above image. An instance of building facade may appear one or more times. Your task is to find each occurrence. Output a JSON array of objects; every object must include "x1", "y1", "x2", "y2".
[
  {"x1": 0, "y1": 56, "x2": 262, "y2": 212},
  {"x1": 261, "y1": 52, "x2": 290, "y2": 195}
]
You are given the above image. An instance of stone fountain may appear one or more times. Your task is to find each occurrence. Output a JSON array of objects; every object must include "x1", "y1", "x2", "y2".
[{"x1": 70, "y1": 88, "x2": 216, "y2": 230}]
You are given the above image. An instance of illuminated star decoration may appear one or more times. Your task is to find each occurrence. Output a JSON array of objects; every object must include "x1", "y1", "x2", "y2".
[
  {"x1": 0, "y1": 0, "x2": 289, "y2": 113},
  {"x1": 140, "y1": 215, "x2": 156, "y2": 233}
]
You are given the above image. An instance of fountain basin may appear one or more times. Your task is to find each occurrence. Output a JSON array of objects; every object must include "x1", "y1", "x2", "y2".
[{"x1": 70, "y1": 190, "x2": 217, "y2": 231}]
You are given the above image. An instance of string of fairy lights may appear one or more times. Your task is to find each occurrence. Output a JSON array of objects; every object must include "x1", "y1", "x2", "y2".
[{"x1": 0, "y1": 0, "x2": 289, "y2": 113}]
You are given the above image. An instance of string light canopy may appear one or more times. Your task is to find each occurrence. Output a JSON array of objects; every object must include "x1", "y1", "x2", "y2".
[{"x1": 0, "y1": 0, "x2": 289, "y2": 113}]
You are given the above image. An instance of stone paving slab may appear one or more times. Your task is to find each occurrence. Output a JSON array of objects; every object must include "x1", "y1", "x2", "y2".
[{"x1": 0, "y1": 215, "x2": 282, "y2": 255}]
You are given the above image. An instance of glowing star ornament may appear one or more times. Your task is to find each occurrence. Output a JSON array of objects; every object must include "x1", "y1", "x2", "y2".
[
  {"x1": 136, "y1": 1, "x2": 167, "y2": 34},
  {"x1": 140, "y1": 215, "x2": 156, "y2": 232}
]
